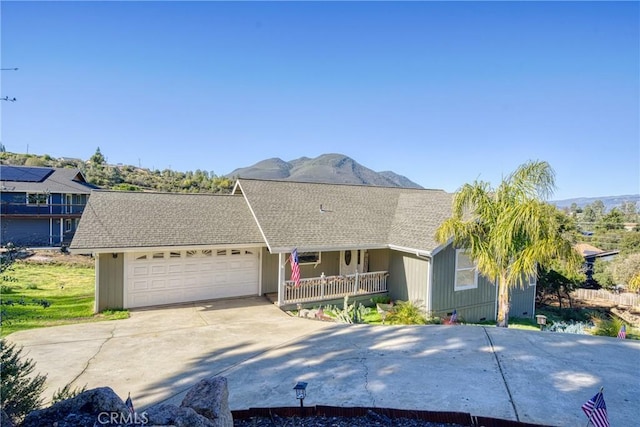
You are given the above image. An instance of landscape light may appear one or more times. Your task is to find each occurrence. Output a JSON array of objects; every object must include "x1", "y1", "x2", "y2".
[
  {"x1": 293, "y1": 381, "x2": 307, "y2": 408},
  {"x1": 535, "y1": 315, "x2": 547, "y2": 331}
]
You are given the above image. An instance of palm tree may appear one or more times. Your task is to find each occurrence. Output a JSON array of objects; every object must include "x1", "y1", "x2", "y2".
[{"x1": 435, "y1": 160, "x2": 581, "y2": 327}]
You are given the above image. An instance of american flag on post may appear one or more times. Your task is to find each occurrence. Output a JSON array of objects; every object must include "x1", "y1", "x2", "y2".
[
  {"x1": 617, "y1": 324, "x2": 626, "y2": 339},
  {"x1": 581, "y1": 388, "x2": 610, "y2": 427},
  {"x1": 290, "y1": 249, "x2": 301, "y2": 287},
  {"x1": 125, "y1": 392, "x2": 134, "y2": 413}
]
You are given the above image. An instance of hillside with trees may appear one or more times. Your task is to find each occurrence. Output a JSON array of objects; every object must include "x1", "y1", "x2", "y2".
[{"x1": 0, "y1": 148, "x2": 235, "y2": 193}]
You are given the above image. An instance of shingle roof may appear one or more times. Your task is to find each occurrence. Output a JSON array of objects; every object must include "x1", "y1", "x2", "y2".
[
  {"x1": 236, "y1": 179, "x2": 453, "y2": 253},
  {"x1": 0, "y1": 165, "x2": 96, "y2": 194},
  {"x1": 71, "y1": 180, "x2": 454, "y2": 254},
  {"x1": 70, "y1": 190, "x2": 264, "y2": 251},
  {"x1": 388, "y1": 191, "x2": 454, "y2": 252}
]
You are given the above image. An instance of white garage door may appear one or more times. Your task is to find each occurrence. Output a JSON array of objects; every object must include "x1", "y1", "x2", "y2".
[{"x1": 126, "y1": 248, "x2": 259, "y2": 308}]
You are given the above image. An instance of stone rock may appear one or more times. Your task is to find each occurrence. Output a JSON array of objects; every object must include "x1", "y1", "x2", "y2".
[
  {"x1": 181, "y1": 376, "x2": 233, "y2": 427},
  {"x1": 299, "y1": 308, "x2": 310, "y2": 318},
  {"x1": 22, "y1": 387, "x2": 130, "y2": 427},
  {"x1": 146, "y1": 403, "x2": 215, "y2": 427},
  {"x1": 1, "y1": 409, "x2": 15, "y2": 427}
]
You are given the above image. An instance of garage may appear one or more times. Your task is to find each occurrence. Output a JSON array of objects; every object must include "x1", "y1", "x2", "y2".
[{"x1": 125, "y1": 247, "x2": 260, "y2": 308}]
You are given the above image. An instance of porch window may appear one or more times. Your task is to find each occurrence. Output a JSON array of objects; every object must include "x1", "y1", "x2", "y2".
[
  {"x1": 65, "y1": 219, "x2": 72, "y2": 232},
  {"x1": 27, "y1": 193, "x2": 48, "y2": 205},
  {"x1": 454, "y1": 250, "x2": 478, "y2": 291},
  {"x1": 298, "y1": 251, "x2": 321, "y2": 265}
]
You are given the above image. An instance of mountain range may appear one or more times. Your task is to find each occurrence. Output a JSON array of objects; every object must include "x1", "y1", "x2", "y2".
[
  {"x1": 226, "y1": 153, "x2": 423, "y2": 188},
  {"x1": 552, "y1": 195, "x2": 640, "y2": 211},
  {"x1": 228, "y1": 153, "x2": 638, "y2": 211}
]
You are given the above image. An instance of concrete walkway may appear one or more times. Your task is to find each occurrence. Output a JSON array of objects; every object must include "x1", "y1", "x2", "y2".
[{"x1": 6, "y1": 297, "x2": 639, "y2": 426}]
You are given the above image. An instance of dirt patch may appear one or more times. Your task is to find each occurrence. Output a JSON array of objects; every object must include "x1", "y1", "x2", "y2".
[
  {"x1": 19, "y1": 249, "x2": 94, "y2": 268},
  {"x1": 570, "y1": 295, "x2": 640, "y2": 328}
]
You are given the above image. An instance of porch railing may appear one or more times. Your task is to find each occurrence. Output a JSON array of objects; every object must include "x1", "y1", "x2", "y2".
[{"x1": 284, "y1": 271, "x2": 388, "y2": 305}]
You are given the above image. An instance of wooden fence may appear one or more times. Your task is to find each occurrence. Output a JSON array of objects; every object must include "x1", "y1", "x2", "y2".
[{"x1": 571, "y1": 288, "x2": 640, "y2": 308}]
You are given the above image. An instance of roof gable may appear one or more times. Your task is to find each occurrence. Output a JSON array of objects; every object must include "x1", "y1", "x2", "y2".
[{"x1": 237, "y1": 179, "x2": 452, "y2": 253}]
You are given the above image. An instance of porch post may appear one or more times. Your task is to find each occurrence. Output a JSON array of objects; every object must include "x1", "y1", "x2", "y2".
[
  {"x1": 277, "y1": 252, "x2": 285, "y2": 306},
  {"x1": 354, "y1": 271, "x2": 359, "y2": 293}
]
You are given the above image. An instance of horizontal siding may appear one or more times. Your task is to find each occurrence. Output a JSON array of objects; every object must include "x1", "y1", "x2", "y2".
[
  {"x1": 1, "y1": 218, "x2": 52, "y2": 247},
  {"x1": 432, "y1": 245, "x2": 496, "y2": 322}
]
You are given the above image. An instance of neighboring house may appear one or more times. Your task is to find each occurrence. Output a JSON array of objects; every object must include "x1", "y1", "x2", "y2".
[
  {"x1": 70, "y1": 179, "x2": 536, "y2": 322},
  {"x1": 574, "y1": 243, "x2": 620, "y2": 287},
  {"x1": 1, "y1": 165, "x2": 97, "y2": 247}
]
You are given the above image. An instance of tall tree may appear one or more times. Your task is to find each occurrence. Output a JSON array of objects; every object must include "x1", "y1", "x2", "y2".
[
  {"x1": 597, "y1": 208, "x2": 624, "y2": 231},
  {"x1": 621, "y1": 201, "x2": 638, "y2": 222},
  {"x1": 435, "y1": 160, "x2": 581, "y2": 327},
  {"x1": 89, "y1": 147, "x2": 105, "y2": 167},
  {"x1": 592, "y1": 200, "x2": 606, "y2": 219}
]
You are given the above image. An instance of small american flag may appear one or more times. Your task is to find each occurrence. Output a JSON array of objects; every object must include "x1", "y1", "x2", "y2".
[
  {"x1": 450, "y1": 309, "x2": 458, "y2": 323},
  {"x1": 290, "y1": 249, "x2": 301, "y2": 287},
  {"x1": 125, "y1": 393, "x2": 134, "y2": 413},
  {"x1": 581, "y1": 389, "x2": 609, "y2": 427},
  {"x1": 617, "y1": 324, "x2": 626, "y2": 339}
]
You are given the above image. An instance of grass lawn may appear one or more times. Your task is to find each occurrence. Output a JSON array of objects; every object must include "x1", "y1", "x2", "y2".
[{"x1": 1, "y1": 255, "x2": 128, "y2": 337}]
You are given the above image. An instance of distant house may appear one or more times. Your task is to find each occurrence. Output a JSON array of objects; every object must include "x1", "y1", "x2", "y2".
[
  {"x1": 70, "y1": 179, "x2": 536, "y2": 322},
  {"x1": 574, "y1": 243, "x2": 619, "y2": 287},
  {"x1": 0, "y1": 165, "x2": 98, "y2": 247}
]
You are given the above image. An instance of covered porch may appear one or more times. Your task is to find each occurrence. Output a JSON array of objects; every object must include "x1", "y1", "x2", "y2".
[
  {"x1": 269, "y1": 249, "x2": 390, "y2": 307},
  {"x1": 281, "y1": 271, "x2": 388, "y2": 306}
]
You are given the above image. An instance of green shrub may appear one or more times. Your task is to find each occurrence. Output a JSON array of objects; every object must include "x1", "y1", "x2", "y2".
[
  {"x1": 590, "y1": 316, "x2": 625, "y2": 337},
  {"x1": 52, "y1": 383, "x2": 88, "y2": 404},
  {"x1": 385, "y1": 300, "x2": 427, "y2": 325},
  {"x1": 1, "y1": 285, "x2": 15, "y2": 294},
  {"x1": 325, "y1": 296, "x2": 371, "y2": 324},
  {"x1": 0, "y1": 339, "x2": 47, "y2": 424},
  {"x1": 547, "y1": 320, "x2": 592, "y2": 335},
  {"x1": 370, "y1": 295, "x2": 392, "y2": 305}
]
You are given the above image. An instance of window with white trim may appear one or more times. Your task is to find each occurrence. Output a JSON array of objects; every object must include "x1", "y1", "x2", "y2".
[
  {"x1": 455, "y1": 250, "x2": 478, "y2": 291},
  {"x1": 27, "y1": 193, "x2": 49, "y2": 205},
  {"x1": 528, "y1": 274, "x2": 536, "y2": 287}
]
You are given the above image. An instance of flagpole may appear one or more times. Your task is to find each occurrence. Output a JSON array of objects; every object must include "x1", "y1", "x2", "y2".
[{"x1": 584, "y1": 387, "x2": 604, "y2": 427}]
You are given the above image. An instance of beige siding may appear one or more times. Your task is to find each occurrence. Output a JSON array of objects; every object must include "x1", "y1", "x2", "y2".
[
  {"x1": 97, "y1": 252, "x2": 124, "y2": 312},
  {"x1": 300, "y1": 251, "x2": 340, "y2": 277},
  {"x1": 388, "y1": 251, "x2": 428, "y2": 305},
  {"x1": 432, "y1": 245, "x2": 496, "y2": 322},
  {"x1": 367, "y1": 249, "x2": 389, "y2": 272},
  {"x1": 261, "y1": 248, "x2": 280, "y2": 294}
]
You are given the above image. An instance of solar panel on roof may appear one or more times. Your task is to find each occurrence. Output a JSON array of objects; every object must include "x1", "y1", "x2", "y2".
[{"x1": 0, "y1": 166, "x2": 54, "y2": 183}]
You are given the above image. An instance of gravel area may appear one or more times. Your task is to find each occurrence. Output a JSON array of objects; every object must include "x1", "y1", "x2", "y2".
[{"x1": 234, "y1": 410, "x2": 467, "y2": 426}]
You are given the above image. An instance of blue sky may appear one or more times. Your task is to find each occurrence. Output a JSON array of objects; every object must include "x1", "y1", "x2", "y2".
[{"x1": 1, "y1": 1, "x2": 638, "y2": 200}]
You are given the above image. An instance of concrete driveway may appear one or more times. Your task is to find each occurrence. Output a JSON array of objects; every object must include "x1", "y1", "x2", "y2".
[{"x1": 6, "y1": 296, "x2": 639, "y2": 426}]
